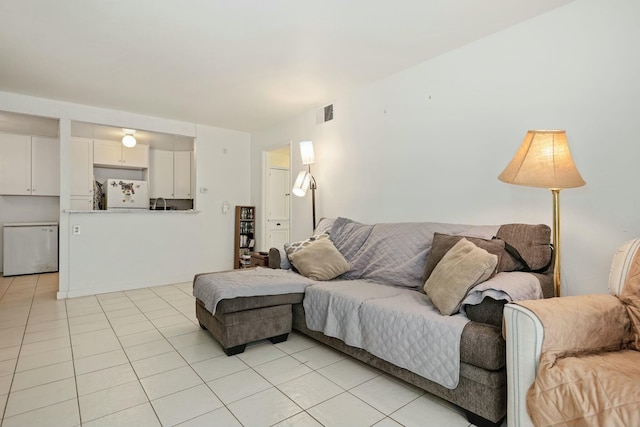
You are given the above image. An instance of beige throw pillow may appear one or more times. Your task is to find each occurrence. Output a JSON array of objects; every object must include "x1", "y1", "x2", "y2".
[
  {"x1": 288, "y1": 237, "x2": 350, "y2": 281},
  {"x1": 424, "y1": 238, "x2": 498, "y2": 316}
]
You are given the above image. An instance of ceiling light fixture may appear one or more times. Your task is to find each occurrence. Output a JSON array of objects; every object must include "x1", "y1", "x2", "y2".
[{"x1": 122, "y1": 129, "x2": 137, "y2": 148}]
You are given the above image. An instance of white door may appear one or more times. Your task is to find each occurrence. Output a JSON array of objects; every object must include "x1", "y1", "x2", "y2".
[
  {"x1": 122, "y1": 144, "x2": 149, "y2": 168},
  {"x1": 173, "y1": 151, "x2": 192, "y2": 198},
  {"x1": 149, "y1": 149, "x2": 174, "y2": 198},
  {"x1": 93, "y1": 139, "x2": 122, "y2": 167},
  {"x1": 0, "y1": 133, "x2": 31, "y2": 195},
  {"x1": 31, "y1": 137, "x2": 60, "y2": 196},
  {"x1": 70, "y1": 137, "x2": 94, "y2": 197},
  {"x1": 267, "y1": 168, "x2": 290, "y2": 250}
]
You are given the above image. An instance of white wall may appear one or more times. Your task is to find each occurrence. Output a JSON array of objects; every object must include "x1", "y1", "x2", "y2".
[
  {"x1": 251, "y1": 0, "x2": 640, "y2": 296},
  {"x1": 0, "y1": 91, "x2": 250, "y2": 297}
]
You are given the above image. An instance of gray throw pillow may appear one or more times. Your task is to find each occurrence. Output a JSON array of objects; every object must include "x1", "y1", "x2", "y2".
[
  {"x1": 496, "y1": 224, "x2": 552, "y2": 272},
  {"x1": 423, "y1": 233, "x2": 510, "y2": 283}
]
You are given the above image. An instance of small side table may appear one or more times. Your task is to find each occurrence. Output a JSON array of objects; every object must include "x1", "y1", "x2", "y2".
[{"x1": 250, "y1": 252, "x2": 269, "y2": 267}]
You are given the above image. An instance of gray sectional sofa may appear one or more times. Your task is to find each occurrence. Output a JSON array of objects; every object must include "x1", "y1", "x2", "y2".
[{"x1": 193, "y1": 218, "x2": 553, "y2": 427}]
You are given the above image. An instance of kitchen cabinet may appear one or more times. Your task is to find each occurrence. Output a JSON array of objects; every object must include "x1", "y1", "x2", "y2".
[
  {"x1": 93, "y1": 139, "x2": 149, "y2": 169},
  {"x1": 70, "y1": 196, "x2": 93, "y2": 211},
  {"x1": 173, "y1": 151, "x2": 192, "y2": 199},
  {"x1": 0, "y1": 134, "x2": 59, "y2": 196},
  {"x1": 148, "y1": 149, "x2": 193, "y2": 199},
  {"x1": 70, "y1": 137, "x2": 94, "y2": 210}
]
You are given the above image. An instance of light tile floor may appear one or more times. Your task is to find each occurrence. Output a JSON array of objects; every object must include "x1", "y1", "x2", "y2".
[{"x1": 0, "y1": 273, "x2": 483, "y2": 427}]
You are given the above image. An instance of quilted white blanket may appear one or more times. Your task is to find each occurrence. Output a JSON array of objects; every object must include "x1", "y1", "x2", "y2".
[
  {"x1": 304, "y1": 280, "x2": 470, "y2": 389},
  {"x1": 193, "y1": 268, "x2": 314, "y2": 314}
]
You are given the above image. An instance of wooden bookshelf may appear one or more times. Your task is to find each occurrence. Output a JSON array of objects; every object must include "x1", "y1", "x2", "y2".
[{"x1": 234, "y1": 206, "x2": 255, "y2": 269}]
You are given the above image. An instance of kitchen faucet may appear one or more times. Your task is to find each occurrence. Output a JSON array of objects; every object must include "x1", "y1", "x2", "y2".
[{"x1": 152, "y1": 197, "x2": 167, "y2": 210}]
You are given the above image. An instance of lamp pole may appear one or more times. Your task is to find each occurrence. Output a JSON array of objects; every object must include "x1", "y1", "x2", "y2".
[
  {"x1": 551, "y1": 189, "x2": 561, "y2": 297},
  {"x1": 308, "y1": 165, "x2": 317, "y2": 230}
]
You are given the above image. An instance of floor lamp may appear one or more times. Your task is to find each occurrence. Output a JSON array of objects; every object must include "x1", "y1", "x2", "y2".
[
  {"x1": 292, "y1": 141, "x2": 317, "y2": 230},
  {"x1": 498, "y1": 130, "x2": 585, "y2": 297}
]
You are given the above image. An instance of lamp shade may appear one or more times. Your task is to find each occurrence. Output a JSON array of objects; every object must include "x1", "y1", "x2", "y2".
[
  {"x1": 292, "y1": 171, "x2": 311, "y2": 196},
  {"x1": 498, "y1": 130, "x2": 585, "y2": 189},
  {"x1": 299, "y1": 140, "x2": 315, "y2": 165}
]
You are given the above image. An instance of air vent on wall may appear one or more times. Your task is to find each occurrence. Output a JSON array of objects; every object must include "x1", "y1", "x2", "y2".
[{"x1": 316, "y1": 104, "x2": 334, "y2": 125}]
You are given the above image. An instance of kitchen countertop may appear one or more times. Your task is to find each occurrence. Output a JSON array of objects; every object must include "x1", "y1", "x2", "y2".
[{"x1": 65, "y1": 209, "x2": 199, "y2": 214}]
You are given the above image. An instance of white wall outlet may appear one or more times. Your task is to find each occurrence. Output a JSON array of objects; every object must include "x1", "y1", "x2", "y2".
[
  {"x1": 73, "y1": 225, "x2": 81, "y2": 235},
  {"x1": 199, "y1": 187, "x2": 208, "y2": 193},
  {"x1": 222, "y1": 201, "x2": 230, "y2": 214}
]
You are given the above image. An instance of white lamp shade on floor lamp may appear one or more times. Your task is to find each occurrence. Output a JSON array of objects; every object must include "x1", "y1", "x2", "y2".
[
  {"x1": 292, "y1": 171, "x2": 311, "y2": 197},
  {"x1": 300, "y1": 140, "x2": 315, "y2": 165},
  {"x1": 498, "y1": 130, "x2": 585, "y2": 297},
  {"x1": 293, "y1": 140, "x2": 318, "y2": 229}
]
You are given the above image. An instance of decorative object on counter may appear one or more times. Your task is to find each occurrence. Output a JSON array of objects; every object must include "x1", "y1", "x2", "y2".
[
  {"x1": 93, "y1": 180, "x2": 104, "y2": 210},
  {"x1": 498, "y1": 130, "x2": 586, "y2": 296},
  {"x1": 122, "y1": 129, "x2": 137, "y2": 147},
  {"x1": 292, "y1": 140, "x2": 317, "y2": 230}
]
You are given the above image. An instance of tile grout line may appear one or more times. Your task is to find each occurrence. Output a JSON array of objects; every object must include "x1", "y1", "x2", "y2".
[
  {"x1": 0, "y1": 275, "x2": 39, "y2": 425},
  {"x1": 94, "y1": 289, "x2": 164, "y2": 426},
  {"x1": 65, "y1": 282, "x2": 87, "y2": 427},
  {"x1": 148, "y1": 284, "x2": 248, "y2": 426},
  {"x1": 0, "y1": 274, "x2": 66, "y2": 427},
  {"x1": 2, "y1": 278, "x2": 464, "y2": 427},
  {"x1": 86, "y1": 283, "x2": 237, "y2": 425}
]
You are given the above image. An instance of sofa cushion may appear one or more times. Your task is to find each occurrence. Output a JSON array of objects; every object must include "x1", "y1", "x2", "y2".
[
  {"x1": 495, "y1": 224, "x2": 552, "y2": 272},
  {"x1": 425, "y1": 238, "x2": 498, "y2": 315},
  {"x1": 288, "y1": 237, "x2": 350, "y2": 281},
  {"x1": 314, "y1": 217, "x2": 335, "y2": 235},
  {"x1": 464, "y1": 297, "x2": 507, "y2": 328},
  {"x1": 329, "y1": 217, "x2": 500, "y2": 289},
  {"x1": 285, "y1": 232, "x2": 330, "y2": 257},
  {"x1": 423, "y1": 233, "x2": 515, "y2": 283}
]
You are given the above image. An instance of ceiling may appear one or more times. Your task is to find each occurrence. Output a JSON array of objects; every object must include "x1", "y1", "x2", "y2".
[{"x1": 0, "y1": 1, "x2": 573, "y2": 132}]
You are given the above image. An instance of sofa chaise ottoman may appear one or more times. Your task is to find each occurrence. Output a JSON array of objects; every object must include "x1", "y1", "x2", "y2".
[{"x1": 193, "y1": 217, "x2": 553, "y2": 427}]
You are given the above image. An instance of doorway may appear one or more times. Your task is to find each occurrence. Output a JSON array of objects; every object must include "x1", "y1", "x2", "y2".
[{"x1": 263, "y1": 144, "x2": 291, "y2": 252}]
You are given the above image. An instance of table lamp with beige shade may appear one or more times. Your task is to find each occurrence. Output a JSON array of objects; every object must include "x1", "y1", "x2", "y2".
[{"x1": 498, "y1": 130, "x2": 585, "y2": 296}]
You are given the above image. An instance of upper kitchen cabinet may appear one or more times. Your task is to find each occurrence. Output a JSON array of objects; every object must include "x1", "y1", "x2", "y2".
[
  {"x1": 173, "y1": 151, "x2": 193, "y2": 199},
  {"x1": 93, "y1": 139, "x2": 149, "y2": 169},
  {"x1": 70, "y1": 137, "x2": 94, "y2": 210},
  {"x1": 0, "y1": 133, "x2": 59, "y2": 196},
  {"x1": 148, "y1": 149, "x2": 193, "y2": 199}
]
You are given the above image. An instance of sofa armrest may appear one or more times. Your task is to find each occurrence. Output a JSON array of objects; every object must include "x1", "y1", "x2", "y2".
[
  {"x1": 268, "y1": 247, "x2": 283, "y2": 269},
  {"x1": 504, "y1": 303, "x2": 544, "y2": 427},
  {"x1": 504, "y1": 294, "x2": 629, "y2": 427},
  {"x1": 515, "y1": 294, "x2": 628, "y2": 356}
]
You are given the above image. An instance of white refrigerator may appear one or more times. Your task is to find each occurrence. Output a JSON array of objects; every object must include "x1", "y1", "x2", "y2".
[
  {"x1": 3, "y1": 222, "x2": 59, "y2": 276},
  {"x1": 104, "y1": 179, "x2": 150, "y2": 209}
]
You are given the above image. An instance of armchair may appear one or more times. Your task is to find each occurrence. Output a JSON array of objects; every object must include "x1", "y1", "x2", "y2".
[{"x1": 504, "y1": 238, "x2": 640, "y2": 427}]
